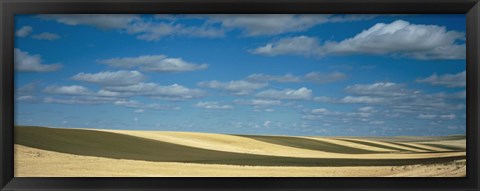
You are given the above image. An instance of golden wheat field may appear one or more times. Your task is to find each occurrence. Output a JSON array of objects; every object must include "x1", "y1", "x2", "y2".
[{"x1": 14, "y1": 126, "x2": 466, "y2": 177}]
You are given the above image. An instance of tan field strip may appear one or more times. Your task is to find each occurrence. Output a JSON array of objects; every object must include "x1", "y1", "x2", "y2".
[
  {"x1": 90, "y1": 129, "x2": 465, "y2": 160},
  {"x1": 393, "y1": 142, "x2": 450, "y2": 152},
  {"x1": 15, "y1": 145, "x2": 466, "y2": 177},
  {"x1": 416, "y1": 140, "x2": 466, "y2": 150},
  {"x1": 337, "y1": 138, "x2": 431, "y2": 152},
  {"x1": 301, "y1": 137, "x2": 397, "y2": 152}
]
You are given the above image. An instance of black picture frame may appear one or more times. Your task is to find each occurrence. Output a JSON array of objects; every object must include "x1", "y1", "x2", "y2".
[{"x1": 1, "y1": 0, "x2": 479, "y2": 190}]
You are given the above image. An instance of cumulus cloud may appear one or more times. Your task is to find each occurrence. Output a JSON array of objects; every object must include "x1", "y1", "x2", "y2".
[
  {"x1": 417, "y1": 113, "x2": 456, "y2": 120},
  {"x1": 416, "y1": 71, "x2": 466, "y2": 88},
  {"x1": 234, "y1": 99, "x2": 282, "y2": 107},
  {"x1": 43, "y1": 96, "x2": 117, "y2": 105},
  {"x1": 263, "y1": 120, "x2": 272, "y2": 127},
  {"x1": 303, "y1": 107, "x2": 376, "y2": 123},
  {"x1": 105, "y1": 82, "x2": 205, "y2": 100},
  {"x1": 418, "y1": 114, "x2": 437, "y2": 119},
  {"x1": 256, "y1": 87, "x2": 312, "y2": 100},
  {"x1": 344, "y1": 82, "x2": 410, "y2": 97},
  {"x1": 195, "y1": 101, "x2": 233, "y2": 109},
  {"x1": 43, "y1": 85, "x2": 91, "y2": 95},
  {"x1": 39, "y1": 14, "x2": 223, "y2": 41},
  {"x1": 313, "y1": 96, "x2": 334, "y2": 102},
  {"x1": 14, "y1": 49, "x2": 62, "y2": 72},
  {"x1": 114, "y1": 99, "x2": 179, "y2": 110},
  {"x1": 37, "y1": 14, "x2": 373, "y2": 41},
  {"x1": 252, "y1": 36, "x2": 321, "y2": 56},
  {"x1": 32, "y1": 32, "x2": 61, "y2": 41},
  {"x1": 358, "y1": 106, "x2": 374, "y2": 112},
  {"x1": 43, "y1": 85, "x2": 127, "y2": 99},
  {"x1": 252, "y1": 20, "x2": 465, "y2": 60},
  {"x1": 198, "y1": 80, "x2": 267, "y2": 95},
  {"x1": 39, "y1": 14, "x2": 141, "y2": 30},
  {"x1": 207, "y1": 14, "x2": 375, "y2": 36},
  {"x1": 304, "y1": 71, "x2": 347, "y2": 83},
  {"x1": 16, "y1": 81, "x2": 39, "y2": 94},
  {"x1": 440, "y1": 114, "x2": 456, "y2": 120},
  {"x1": 98, "y1": 55, "x2": 208, "y2": 72},
  {"x1": 129, "y1": 22, "x2": 224, "y2": 41},
  {"x1": 246, "y1": 71, "x2": 346, "y2": 84},
  {"x1": 246, "y1": 73, "x2": 301, "y2": 83},
  {"x1": 311, "y1": 108, "x2": 329, "y2": 114},
  {"x1": 310, "y1": 80, "x2": 465, "y2": 127},
  {"x1": 340, "y1": 96, "x2": 386, "y2": 104},
  {"x1": 72, "y1": 70, "x2": 145, "y2": 86},
  {"x1": 16, "y1": 26, "x2": 33, "y2": 37},
  {"x1": 42, "y1": 85, "x2": 180, "y2": 110},
  {"x1": 16, "y1": 95, "x2": 38, "y2": 103}
]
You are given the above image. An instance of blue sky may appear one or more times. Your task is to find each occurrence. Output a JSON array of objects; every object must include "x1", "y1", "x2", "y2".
[{"x1": 14, "y1": 14, "x2": 466, "y2": 136}]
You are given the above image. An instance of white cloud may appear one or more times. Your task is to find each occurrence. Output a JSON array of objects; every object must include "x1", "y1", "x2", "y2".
[
  {"x1": 340, "y1": 96, "x2": 386, "y2": 104},
  {"x1": 207, "y1": 14, "x2": 374, "y2": 36},
  {"x1": 345, "y1": 82, "x2": 409, "y2": 97},
  {"x1": 43, "y1": 85, "x2": 91, "y2": 95},
  {"x1": 14, "y1": 49, "x2": 62, "y2": 72},
  {"x1": 304, "y1": 71, "x2": 347, "y2": 83},
  {"x1": 16, "y1": 81, "x2": 39, "y2": 94},
  {"x1": 311, "y1": 108, "x2": 329, "y2": 114},
  {"x1": 209, "y1": 15, "x2": 321, "y2": 36},
  {"x1": 263, "y1": 120, "x2": 272, "y2": 127},
  {"x1": 313, "y1": 96, "x2": 334, "y2": 102},
  {"x1": 39, "y1": 14, "x2": 140, "y2": 29},
  {"x1": 16, "y1": 26, "x2": 33, "y2": 37},
  {"x1": 40, "y1": 14, "x2": 224, "y2": 41},
  {"x1": 32, "y1": 32, "x2": 61, "y2": 41},
  {"x1": 195, "y1": 101, "x2": 233, "y2": 109},
  {"x1": 114, "y1": 99, "x2": 179, "y2": 110},
  {"x1": 43, "y1": 96, "x2": 115, "y2": 105},
  {"x1": 246, "y1": 73, "x2": 301, "y2": 83},
  {"x1": 358, "y1": 106, "x2": 374, "y2": 112},
  {"x1": 130, "y1": 22, "x2": 224, "y2": 41},
  {"x1": 416, "y1": 71, "x2": 466, "y2": 88},
  {"x1": 418, "y1": 114, "x2": 437, "y2": 119},
  {"x1": 105, "y1": 82, "x2": 205, "y2": 100},
  {"x1": 369, "y1": 121, "x2": 384, "y2": 125},
  {"x1": 98, "y1": 55, "x2": 208, "y2": 72},
  {"x1": 253, "y1": 20, "x2": 465, "y2": 60},
  {"x1": 16, "y1": 95, "x2": 38, "y2": 103},
  {"x1": 198, "y1": 80, "x2": 267, "y2": 95},
  {"x1": 234, "y1": 99, "x2": 281, "y2": 107},
  {"x1": 114, "y1": 100, "x2": 140, "y2": 108},
  {"x1": 440, "y1": 114, "x2": 456, "y2": 120},
  {"x1": 246, "y1": 71, "x2": 346, "y2": 84},
  {"x1": 134, "y1": 109, "x2": 145, "y2": 113},
  {"x1": 323, "y1": 20, "x2": 465, "y2": 60},
  {"x1": 72, "y1": 70, "x2": 145, "y2": 86},
  {"x1": 252, "y1": 36, "x2": 321, "y2": 56},
  {"x1": 256, "y1": 87, "x2": 312, "y2": 100}
]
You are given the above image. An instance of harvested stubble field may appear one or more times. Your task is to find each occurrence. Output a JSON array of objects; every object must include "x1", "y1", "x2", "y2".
[{"x1": 14, "y1": 126, "x2": 466, "y2": 177}]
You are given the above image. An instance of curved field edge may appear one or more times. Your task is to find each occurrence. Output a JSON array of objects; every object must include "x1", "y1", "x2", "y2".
[
  {"x1": 15, "y1": 126, "x2": 465, "y2": 167},
  {"x1": 234, "y1": 135, "x2": 383, "y2": 154},
  {"x1": 15, "y1": 145, "x2": 466, "y2": 177}
]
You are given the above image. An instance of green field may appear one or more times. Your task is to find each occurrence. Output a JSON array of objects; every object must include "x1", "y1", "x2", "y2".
[{"x1": 15, "y1": 126, "x2": 466, "y2": 167}]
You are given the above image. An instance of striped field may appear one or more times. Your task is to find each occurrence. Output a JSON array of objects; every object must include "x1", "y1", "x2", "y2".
[{"x1": 14, "y1": 126, "x2": 466, "y2": 177}]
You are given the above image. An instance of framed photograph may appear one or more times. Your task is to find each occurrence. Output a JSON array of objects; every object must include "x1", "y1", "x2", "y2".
[{"x1": 1, "y1": 0, "x2": 479, "y2": 190}]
